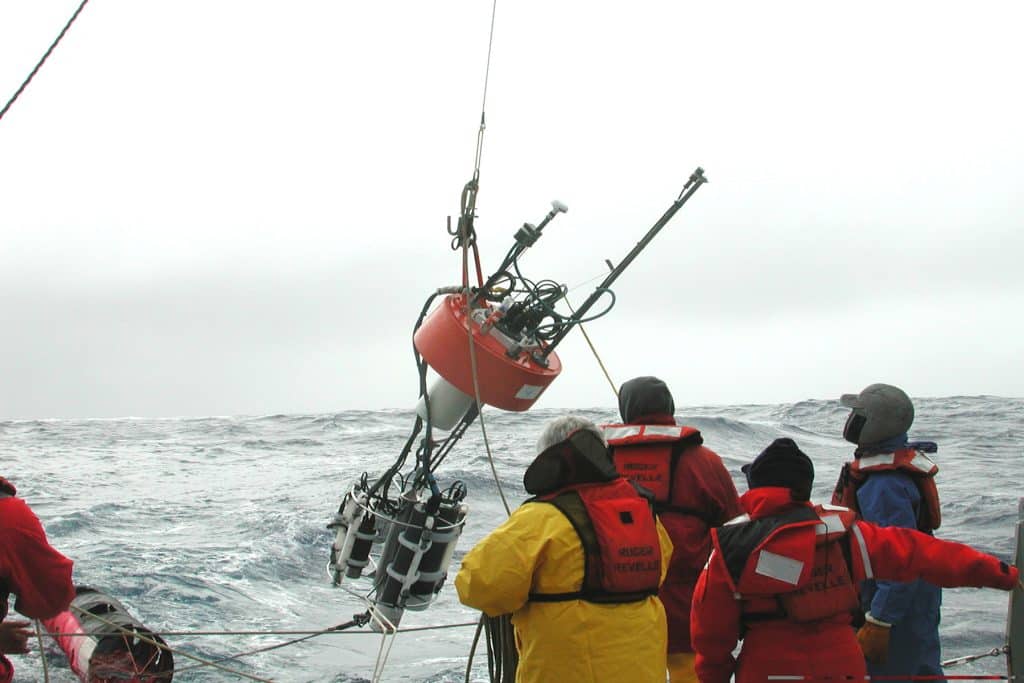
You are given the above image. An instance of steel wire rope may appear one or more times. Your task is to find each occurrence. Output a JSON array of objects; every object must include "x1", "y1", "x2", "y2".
[
  {"x1": 39, "y1": 620, "x2": 483, "y2": 641},
  {"x1": 462, "y1": 232, "x2": 517, "y2": 683},
  {"x1": 942, "y1": 645, "x2": 1009, "y2": 668},
  {"x1": 443, "y1": 0, "x2": 523, "y2": 677},
  {"x1": 65, "y1": 604, "x2": 274, "y2": 683},
  {"x1": 0, "y1": 0, "x2": 91, "y2": 124},
  {"x1": 171, "y1": 616, "x2": 369, "y2": 676}
]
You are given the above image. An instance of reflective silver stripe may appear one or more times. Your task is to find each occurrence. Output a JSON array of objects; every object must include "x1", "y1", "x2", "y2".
[
  {"x1": 755, "y1": 550, "x2": 804, "y2": 585},
  {"x1": 642, "y1": 425, "x2": 686, "y2": 438},
  {"x1": 820, "y1": 503, "x2": 849, "y2": 512},
  {"x1": 602, "y1": 426, "x2": 642, "y2": 440},
  {"x1": 858, "y1": 453, "x2": 896, "y2": 469},
  {"x1": 908, "y1": 453, "x2": 937, "y2": 473},
  {"x1": 850, "y1": 522, "x2": 873, "y2": 579},
  {"x1": 79, "y1": 638, "x2": 97, "y2": 672},
  {"x1": 724, "y1": 513, "x2": 750, "y2": 526},
  {"x1": 816, "y1": 514, "x2": 846, "y2": 536}
]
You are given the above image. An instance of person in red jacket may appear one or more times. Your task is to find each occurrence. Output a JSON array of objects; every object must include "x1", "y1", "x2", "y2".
[
  {"x1": 690, "y1": 438, "x2": 1020, "y2": 683},
  {"x1": 0, "y1": 476, "x2": 75, "y2": 683},
  {"x1": 603, "y1": 376, "x2": 741, "y2": 683}
]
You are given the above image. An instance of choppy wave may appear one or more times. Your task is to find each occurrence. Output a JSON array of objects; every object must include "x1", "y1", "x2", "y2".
[{"x1": 3, "y1": 396, "x2": 1022, "y2": 681}]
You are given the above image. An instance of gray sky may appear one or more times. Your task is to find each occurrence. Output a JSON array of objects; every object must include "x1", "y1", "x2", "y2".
[{"x1": 2, "y1": 1, "x2": 1022, "y2": 419}]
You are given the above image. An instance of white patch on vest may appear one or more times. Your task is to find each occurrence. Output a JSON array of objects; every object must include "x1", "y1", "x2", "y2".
[
  {"x1": 724, "y1": 513, "x2": 750, "y2": 526},
  {"x1": 908, "y1": 453, "x2": 936, "y2": 473},
  {"x1": 755, "y1": 550, "x2": 804, "y2": 585},
  {"x1": 642, "y1": 425, "x2": 685, "y2": 438},
  {"x1": 850, "y1": 523, "x2": 873, "y2": 579},
  {"x1": 514, "y1": 384, "x2": 544, "y2": 400},
  {"x1": 858, "y1": 453, "x2": 897, "y2": 469},
  {"x1": 603, "y1": 425, "x2": 642, "y2": 440},
  {"x1": 815, "y1": 514, "x2": 846, "y2": 536}
]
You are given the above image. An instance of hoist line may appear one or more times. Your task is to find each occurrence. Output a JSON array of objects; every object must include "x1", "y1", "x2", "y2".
[
  {"x1": 472, "y1": 0, "x2": 499, "y2": 176},
  {"x1": 35, "y1": 621, "x2": 480, "y2": 639},
  {"x1": 0, "y1": 0, "x2": 91, "y2": 123},
  {"x1": 171, "y1": 616, "x2": 370, "y2": 676},
  {"x1": 455, "y1": 1, "x2": 521, "y2": 678}
]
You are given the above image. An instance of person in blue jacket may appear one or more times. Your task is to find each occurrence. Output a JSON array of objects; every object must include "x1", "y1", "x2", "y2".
[{"x1": 832, "y1": 383, "x2": 943, "y2": 683}]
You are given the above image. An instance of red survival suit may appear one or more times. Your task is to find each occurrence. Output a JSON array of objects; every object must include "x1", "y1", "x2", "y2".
[
  {"x1": 691, "y1": 487, "x2": 1018, "y2": 683},
  {"x1": 0, "y1": 477, "x2": 75, "y2": 683},
  {"x1": 604, "y1": 418, "x2": 741, "y2": 652}
]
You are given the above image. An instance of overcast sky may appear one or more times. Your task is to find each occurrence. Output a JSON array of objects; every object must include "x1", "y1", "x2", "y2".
[{"x1": 2, "y1": 1, "x2": 1022, "y2": 420}]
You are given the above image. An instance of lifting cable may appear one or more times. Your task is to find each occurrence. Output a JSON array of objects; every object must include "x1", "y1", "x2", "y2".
[
  {"x1": 39, "y1": 608, "x2": 479, "y2": 680},
  {"x1": 450, "y1": 0, "x2": 630, "y2": 677},
  {"x1": 0, "y1": 0, "x2": 91, "y2": 124},
  {"x1": 452, "y1": 0, "x2": 522, "y2": 678},
  {"x1": 942, "y1": 645, "x2": 1009, "y2": 669}
]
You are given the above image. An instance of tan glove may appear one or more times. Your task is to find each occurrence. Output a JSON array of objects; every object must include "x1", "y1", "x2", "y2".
[{"x1": 856, "y1": 613, "x2": 892, "y2": 665}]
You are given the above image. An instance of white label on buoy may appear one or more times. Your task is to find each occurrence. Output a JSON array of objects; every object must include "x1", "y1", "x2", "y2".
[{"x1": 515, "y1": 384, "x2": 544, "y2": 400}]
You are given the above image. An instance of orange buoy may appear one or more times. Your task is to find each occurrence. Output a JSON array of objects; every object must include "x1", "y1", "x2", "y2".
[{"x1": 413, "y1": 293, "x2": 561, "y2": 412}]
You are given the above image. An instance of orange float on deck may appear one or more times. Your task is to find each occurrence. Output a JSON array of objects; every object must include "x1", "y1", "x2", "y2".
[{"x1": 414, "y1": 293, "x2": 561, "y2": 412}]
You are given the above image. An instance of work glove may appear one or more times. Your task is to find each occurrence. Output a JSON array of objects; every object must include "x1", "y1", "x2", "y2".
[{"x1": 856, "y1": 612, "x2": 892, "y2": 666}]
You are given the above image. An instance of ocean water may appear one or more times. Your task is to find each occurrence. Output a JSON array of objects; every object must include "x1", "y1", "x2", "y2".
[{"x1": 2, "y1": 396, "x2": 1021, "y2": 682}]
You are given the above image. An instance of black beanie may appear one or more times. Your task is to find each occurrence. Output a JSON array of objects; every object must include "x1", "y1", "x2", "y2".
[{"x1": 742, "y1": 438, "x2": 815, "y2": 501}]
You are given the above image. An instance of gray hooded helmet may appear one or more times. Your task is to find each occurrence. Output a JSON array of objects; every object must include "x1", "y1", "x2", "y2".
[{"x1": 840, "y1": 383, "x2": 914, "y2": 446}]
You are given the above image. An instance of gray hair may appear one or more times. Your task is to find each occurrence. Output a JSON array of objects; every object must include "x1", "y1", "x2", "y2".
[{"x1": 536, "y1": 415, "x2": 607, "y2": 454}]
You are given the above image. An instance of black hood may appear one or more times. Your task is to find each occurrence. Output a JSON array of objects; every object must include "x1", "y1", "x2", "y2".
[
  {"x1": 523, "y1": 429, "x2": 618, "y2": 495},
  {"x1": 618, "y1": 376, "x2": 675, "y2": 423}
]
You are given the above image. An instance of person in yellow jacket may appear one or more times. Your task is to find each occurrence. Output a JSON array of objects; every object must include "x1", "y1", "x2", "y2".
[{"x1": 455, "y1": 415, "x2": 674, "y2": 683}]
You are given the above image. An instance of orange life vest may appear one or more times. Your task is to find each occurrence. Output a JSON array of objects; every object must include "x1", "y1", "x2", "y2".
[
  {"x1": 602, "y1": 423, "x2": 702, "y2": 505},
  {"x1": 527, "y1": 477, "x2": 662, "y2": 603},
  {"x1": 831, "y1": 448, "x2": 941, "y2": 532},
  {"x1": 713, "y1": 504, "x2": 861, "y2": 624}
]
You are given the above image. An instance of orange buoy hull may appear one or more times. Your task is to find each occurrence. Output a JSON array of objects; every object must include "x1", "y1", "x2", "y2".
[{"x1": 413, "y1": 294, "x2": 561, "y2": 411}]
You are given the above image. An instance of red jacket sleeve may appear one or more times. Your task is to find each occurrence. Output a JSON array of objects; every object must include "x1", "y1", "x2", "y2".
[
  {"x1": 690, "y1": 550, "x2": 740, "y2": 683},
  {"x1": 0, "y1": 498, "x2": 75, "y2": 619},
  {"x1": 850, "y1": 520, "x2": 1018, "y2": 590}
]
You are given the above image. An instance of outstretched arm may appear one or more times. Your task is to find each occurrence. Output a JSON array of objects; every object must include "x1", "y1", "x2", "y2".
[{"x1": 851, "y1": 520, "x2": 1018, "y2": 590}]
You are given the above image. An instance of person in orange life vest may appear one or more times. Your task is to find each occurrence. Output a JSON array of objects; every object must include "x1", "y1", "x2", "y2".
[
  {"x1": 0, "y1": 476, "x2": 75, "y2": 683},
  {"x1": 602, "y1": 376, "x2": 741, "y2": 683},
  {"x1": 690, "y1": 438, "x2": 1020, "y2": 683},
  {"x1": 832, "y1": 383, "x2": 944, "y2": 682},
  {"x1": 455, "y1": 415, "x2": 674, "y2": 683}
]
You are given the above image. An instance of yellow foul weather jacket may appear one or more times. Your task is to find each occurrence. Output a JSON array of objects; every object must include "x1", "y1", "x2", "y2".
[{"x1": 455, "y1": 500, "x2": 673, "y2": 683}]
